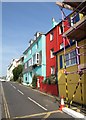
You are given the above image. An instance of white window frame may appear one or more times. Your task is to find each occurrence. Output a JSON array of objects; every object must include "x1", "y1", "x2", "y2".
[
  {"x1": 59, "y1": 24, "x2": 64, "y2": 35},
  {"x1": 33, "y1": 53, "x2": 40, "y2": 65},
  {"x1": 25, "y1": 62, "x2": 28, "y2": 69},
  {"x1": 51, "y1": 66, "x2": 55, "y2": 74},
  {"x1": 50, "y1": 48, "x2": 54, "y2": 58},
  {"x1": 50, "y1": 32, "x2": 54, "y2": 41},
  {"x1": 60, "y1": 42, "x2": 64, "y2": 49},
  {"x1": 28, "y1": 58, "x2": 32, "y2": 66},
  {"x1": 65, "y1": 53, "x2": 70, "y2": 67},
  {"x1": 65, "y1": 50, "x2": 77, "y2": 67},
  {"x1": 70, "y1": 16, "x2": 74, "y2": 27},
  {"x1": 70, "y1": 50, "x2": 77, "y2": 65},
  {"x1": 36, "y1": 53, "x2": 39, "y2": 64}
]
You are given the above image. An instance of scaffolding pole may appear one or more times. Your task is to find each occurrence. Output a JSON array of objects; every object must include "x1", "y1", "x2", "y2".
[{"x1": 58, "y1": 2, "x2": 85, "y2": 108}]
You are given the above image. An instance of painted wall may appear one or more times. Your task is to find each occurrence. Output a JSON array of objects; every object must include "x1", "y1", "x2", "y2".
[
  {"x1": 23, "y1": 73, "x2": 29, "y2": 84},
  {"x1": 46, "y1": 27, "x2": 57, "y2": 77},
  {"x1": 57, "y1": 39, "x2": 86, "y2": 104},
  {"x1": 23, "y1": 34, "x2": 46, "y2": 84},
  {"x1": 46, "y1": 20, "x2": 69, "y2": 77},
  {"x1": 7, "y1": 59, "x2": 20, "y2": 81},
  {"x1": 37, "y1": 76, "x2": 58, "y2": 96}
]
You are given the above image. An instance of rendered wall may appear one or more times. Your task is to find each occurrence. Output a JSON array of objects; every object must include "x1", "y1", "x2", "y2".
[
  {"x1": 57, "y1": 39, "x2": 86, "y2": 105},
  {"x1": 23, "y1": 34, "x2": 46, "y2": 84},
  {"x1": 37, "y1": 76, "x2": 58, "y2": 96}
]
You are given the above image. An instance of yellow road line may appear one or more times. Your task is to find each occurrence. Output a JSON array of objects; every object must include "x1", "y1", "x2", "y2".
[
  {"x1": 1, "y1": 83, "x2": 11, "y2": 118},
  {"x1": 42, "y1": 112, "x2": 51, "y2": 120},
  {"x1": 14, "y1": 112, "x2": 46, "y2": 119},
  {"x1": 13, "y1": 110, "x2": 63, "y2": 119}
]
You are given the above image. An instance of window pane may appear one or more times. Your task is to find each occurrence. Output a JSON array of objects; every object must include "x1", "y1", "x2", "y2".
[
  {"x1": 28, "y1": 58, "x2": 32, "y2": 66},
  {"x1": 59, "y1": 24, "x2": 64, "y2": 34},
  {"x1": 60, "y1": 55, "x2": 63, "y2": 69},
  {"x1": 26, "y1": 77, "x2": 27, "y2": 81},
  {"x1": 65, "y1": 53, "x2": 69, "y2": 66},
  {"x1": 37, "y1": 53, "x2": 39, "y2": 59},
  {"x1": 70, "y1": 50, "x2": 77, "y2": 65},
  {"x1": 33, "y1": 54, "x2": 36, "y2": 64}
]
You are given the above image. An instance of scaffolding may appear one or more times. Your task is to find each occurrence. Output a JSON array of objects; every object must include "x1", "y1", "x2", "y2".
[{"x1": 57, "y1": 1, "x2": 86, "y2": 108}]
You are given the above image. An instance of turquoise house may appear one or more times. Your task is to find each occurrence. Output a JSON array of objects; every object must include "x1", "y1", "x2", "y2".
[{"x1": 23, "y1": 32, "x2": 46, "y2": 85}]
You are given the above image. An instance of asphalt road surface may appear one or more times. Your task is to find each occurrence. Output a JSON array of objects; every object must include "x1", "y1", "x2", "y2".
[{"x1": 2, "y1": 81, "x2": 73, "y2": 119}]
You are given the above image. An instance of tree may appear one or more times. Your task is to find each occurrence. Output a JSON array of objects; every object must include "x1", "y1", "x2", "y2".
[
  {"x1": 12, "y1": 64, "x2": 23, "y2": 82},
  {"x1": 32, "y1": 74, "x2": 37, "y2": 88},
  {"x1": 12, "y1": 67, "x2": 18, "y2": 81}
]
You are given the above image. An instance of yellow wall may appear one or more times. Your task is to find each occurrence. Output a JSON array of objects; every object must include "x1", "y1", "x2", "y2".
[
  {"x1": 79, "y1": 13, "x2": 84, "y2": 20},
  {"x1": 57, "y1": 39, "x2": 86, "y2": 105}
]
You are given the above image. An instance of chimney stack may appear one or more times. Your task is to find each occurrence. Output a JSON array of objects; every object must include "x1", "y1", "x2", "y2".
[{"x1": 52, "y1": 18, "x2": 58, "y2": 28}]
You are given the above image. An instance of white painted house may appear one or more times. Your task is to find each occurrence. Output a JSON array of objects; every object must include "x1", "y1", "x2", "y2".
[{"x1": 7, "y1": 56, "x2": 24, "y2": 81}]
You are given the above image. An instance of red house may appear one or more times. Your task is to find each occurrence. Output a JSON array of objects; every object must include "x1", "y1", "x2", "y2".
[
  {"x1": 39, "y1": 12, "x2": 81, "y2": 96},
  {"x1": 46, "y1": 18, "x2": 69, "y2": 77},
  {"x1": 37, "y1": 18, "x2": 70, "y2": 96}
]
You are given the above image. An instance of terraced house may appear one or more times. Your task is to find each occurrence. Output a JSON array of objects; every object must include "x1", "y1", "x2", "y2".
[
  {"x1": 46, "y1": 17, "x2": 70, "y2": 78},
  {"x1": 23, "y1": 32, "x2": 46, "y2": 85}
]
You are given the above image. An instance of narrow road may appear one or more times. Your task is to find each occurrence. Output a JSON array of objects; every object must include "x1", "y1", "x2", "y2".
[{"x1": 2, "y1": 81, "x2": 72, "y2": 119}]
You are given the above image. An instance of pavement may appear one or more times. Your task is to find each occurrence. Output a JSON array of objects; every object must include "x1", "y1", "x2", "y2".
[{"x1": 63, "y1": 107, "x2": 86, "y2": 120}]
